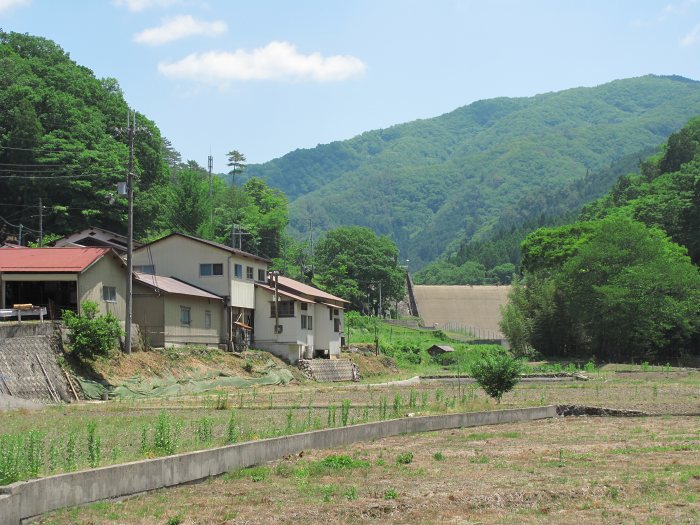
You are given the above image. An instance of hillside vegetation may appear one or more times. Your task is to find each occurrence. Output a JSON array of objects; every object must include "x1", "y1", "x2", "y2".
[
  {"x1": 502, "y1": 117, "x2": 700, "y2": 363},
  {"x1": 247, "y1": 75, "x2": 700, "y2": 268}
]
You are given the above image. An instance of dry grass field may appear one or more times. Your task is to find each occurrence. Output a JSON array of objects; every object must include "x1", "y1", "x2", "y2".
[{"x1": 35, "y1": 369, "x2": 700, "y2": 525}]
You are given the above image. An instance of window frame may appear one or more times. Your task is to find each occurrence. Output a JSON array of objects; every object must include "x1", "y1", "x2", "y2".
[
  {"x1": 270, "y1": 300, "x2": 295, "y2": 318},
  {"x1": 234, "y1": 263, "x2": 243, "y2": 279},
  {"x1": 180, "y1": 306, "x2": 191, "y2": 326},
  {"x1": 199, "y1": 263, "x2": 223, "y2": 277},
  {"x1": 258, "y1": 269, "x2": 267, "y2": 282},
  {"x1": 102, "y1": 286, "x2": 117, "y2": 303},
  {"x1": 133, "y1": 265, "x2": 155, "y2": 275},
  {"x1": 246, "y1": 266, "x2": 254, "y2": 280},
  {"x1": 204, "y1": 310, "x2": 211, "y2": 330}
]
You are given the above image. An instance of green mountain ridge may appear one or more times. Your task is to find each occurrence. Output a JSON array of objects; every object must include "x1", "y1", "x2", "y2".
[{"x1": 247, "y1": 75, "x2": 700, "y2": 269}]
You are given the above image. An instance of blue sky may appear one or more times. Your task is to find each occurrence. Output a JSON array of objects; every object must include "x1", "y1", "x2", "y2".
[{"x1": 2, "y1": 0, "x2": 700, "y2": 169}]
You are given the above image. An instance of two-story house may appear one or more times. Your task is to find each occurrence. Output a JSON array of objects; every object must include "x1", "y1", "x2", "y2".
[
  {"x1": 132, "y1": 233, "x2": 270, "y2": 349},
  {"x1": 254, "y1": 274, "x2": 347, "y2": 363}
]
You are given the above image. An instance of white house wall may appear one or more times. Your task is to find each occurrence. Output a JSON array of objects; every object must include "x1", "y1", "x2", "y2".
[{"x1": 163, "y1": 296, "x2": 222, "y2": 347}]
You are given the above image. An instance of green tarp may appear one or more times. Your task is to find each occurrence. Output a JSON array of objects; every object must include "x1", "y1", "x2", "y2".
[{"x1": 74, "y1": 362, "x2": 294, "y2": 400}]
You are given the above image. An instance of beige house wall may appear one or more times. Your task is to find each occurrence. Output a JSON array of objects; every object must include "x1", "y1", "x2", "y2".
[
  {"x1": 133, "y1": 288, "x2": 165, "y2": 347},
  {"x1": 78, "y1": 254, "x2": 126, "y2": 320},
  {"x1": 163, "y1": 296, "x2": 222, "y2": 346},
  {"x1": 133, "y1": 235, "x2": 267, "y2": 310},
  {"x1": 133, "y1": 282, "x2": 223, "y2": 347}
]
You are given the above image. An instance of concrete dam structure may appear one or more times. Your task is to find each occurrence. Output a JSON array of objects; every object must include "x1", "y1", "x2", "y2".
[{"x1": 413, "y1": 285, "x2": 510, "y2": 338}]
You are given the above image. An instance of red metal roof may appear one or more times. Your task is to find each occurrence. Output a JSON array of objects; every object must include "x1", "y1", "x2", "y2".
[
  {"x1": 0, "y1": 247, "x2": 113, "y2": 273},
  {"x1": 134, "y1": 272, "x2": 223, "y2": 300}
]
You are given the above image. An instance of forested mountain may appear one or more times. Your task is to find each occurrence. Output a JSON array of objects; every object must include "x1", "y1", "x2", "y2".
[
  {"x1": 247, "y1": 75, "x2": 700, "y2": 269},
  {"x1": 502, "y1": 117, "x2": 700, "y2": 363},
  {"x1": 413, "y1": 146, "x2": 655, "y2": 284}
]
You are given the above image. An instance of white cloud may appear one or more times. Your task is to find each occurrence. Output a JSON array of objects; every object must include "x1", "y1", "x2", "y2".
[
  {"x1": 0, "y1": 0, "x2": 31, "y2": 15},
  {"x1": 681, "y1": 21, "x2": 700, "y2": 46},
  {"x1": 134, "y1": 15, "x2": 227, "y2": 45},
  {"x1": 158, "y1": 41, "x2": 367, "y2": 85},
  {"x1": 113, "y1": 0, "x2": 176, "y2": 12}
]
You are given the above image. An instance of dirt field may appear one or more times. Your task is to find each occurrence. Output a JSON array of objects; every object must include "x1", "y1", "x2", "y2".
[
  {"x1": 413, "y1": 285, "x2": 510, "y2": 337},
  {"x1": 39, "y1": 415, "x2": 700, "y2": 525},
  {"x1": 32, "y1": 369, "x2": 700, "y2": 524}
]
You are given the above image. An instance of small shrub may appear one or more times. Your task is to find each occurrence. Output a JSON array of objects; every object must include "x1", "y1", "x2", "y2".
[
  {"x1": 167, "y1": 515, "x2": 183, "y2": 525},
  {"x1": 193, "y1": 417, "x2": 213, "y2": 445},
  {"x1": 433, "y1": 451, "x2": 445, "y2": 461},
  {"x1": 341, "y1": 399, "x2": 351, "y2": 426},
  {"x1": 86, "y1": 421, "x2": 101, "y2": 468},
  {"x1": 153, "y1": 411, "x2": 181, "y2": 456},
  {"x1": 344, "y1": 486, "x2": 358, "y2": 501},
  {"x1": 396, "y1": 451, "x2": 413, "y2": 465},
  {"x1": 242, "y1": 360, "x2": 254, "y2": 373},
  {"x1": 215, "y1": 393, "x2": 229, "y2": 410},
  {"x1": 470, "y1": 353, "x2": 523, "y2": 403},
  {"x1": 63, "y1": 301, "x2": 123, "y2": 359},
  {"x1": 384, "y1": 488, "x2": 398, "y2": 500}
]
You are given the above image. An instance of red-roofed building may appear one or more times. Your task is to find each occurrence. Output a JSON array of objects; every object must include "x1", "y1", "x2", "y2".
[
  {"x1": 254, "y1": 274, "x2": 347, "y2": 362},
  {"x1": 0, "y1": 247, "x2": 126, "y2": 318}
]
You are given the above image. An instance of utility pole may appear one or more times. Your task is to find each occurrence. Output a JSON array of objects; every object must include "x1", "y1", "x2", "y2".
[
  {"x1": 18, "y1": 224, "x2": 23, "y2": 246},
  {"x1": 208, "y1": 154, "x2": 213, "y2": 230},
  {"x1": 38, "y1": 198, "x2": 43, "y2": 247},
  {"x1": 125, "y1": 110, "x2": 135, "y2": 354},
  {"x1": 308, "y1": 218, "x2": 314, "y2": 279}
]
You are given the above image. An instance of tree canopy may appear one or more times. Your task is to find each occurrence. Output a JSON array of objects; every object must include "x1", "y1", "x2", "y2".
[
  {"x1": 501, "y1": 117, "x2": 700, "y2": 363},
  {"x1": 313, "y1": 226, "x2": 405, "y2": 314}
]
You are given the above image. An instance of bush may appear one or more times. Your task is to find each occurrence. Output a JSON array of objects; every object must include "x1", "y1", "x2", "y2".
[
  {"x1": 470, "y1": 353, "x2": 523, "y2": 403},
  {"x1": 63, "y1": 301, "x2": 123, "y2": 359}
]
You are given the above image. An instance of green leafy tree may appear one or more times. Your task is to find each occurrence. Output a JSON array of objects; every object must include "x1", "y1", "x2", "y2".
[
  {"x1": 470, "y1": 353, "x2": 523, "y2": 403},
  {"x1": 62, "y1": 301, "x2": 123, "y2": 359},
  {"x1": 314, "y1": 226, "x2": 404, "y2": 314}
]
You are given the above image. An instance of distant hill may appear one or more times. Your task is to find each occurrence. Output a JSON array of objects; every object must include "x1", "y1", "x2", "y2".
[{"x1": 247, "y1": 75, "x2": 700, "y2": 269}]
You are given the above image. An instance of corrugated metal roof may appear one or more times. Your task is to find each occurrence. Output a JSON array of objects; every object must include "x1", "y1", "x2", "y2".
[
  {"x1": 134, "y1": 272, "x2": 223, "y2": 300},
  {"x1": 0, "y1": 247, "x2": 113, "y2": 272},
  {"x1": 255, "y1": 282, "x2": 314, "y2": 303},
  {"x1": 277, "y1": 276, "x2": 349, "y2": 303}
]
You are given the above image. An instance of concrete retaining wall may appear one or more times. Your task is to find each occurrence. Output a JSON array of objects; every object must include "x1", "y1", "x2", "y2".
[{"x1": 0, "y1": 405, "x2": 556, "y2": 524}]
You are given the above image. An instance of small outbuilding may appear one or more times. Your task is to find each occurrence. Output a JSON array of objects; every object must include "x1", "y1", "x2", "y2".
[
  {"x1": 133, "y1": 272, "x2": 224, "y2": 348},
  {"x1": 427, "y1": 344, "x2": 455, "y2": 358}
]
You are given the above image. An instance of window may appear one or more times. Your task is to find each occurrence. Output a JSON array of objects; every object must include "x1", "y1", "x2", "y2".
[
  {"x1": 234, "y1": 264, "x2": 243, "y2": 278},
  {"x1": 258, "y1": 269, "x2": 267, "y2": 282},
  {"x1": 301, "y1": 315, "x2": 312, "y2": 330},
  {"x1": 200, "y1": 263, "x2": 223, "y2": 277},
  {"x1": 301, "y1": 303, "x2": 308, "y2": 311},
  {"x1": 270, "y1": 301, "x2": 294, "y2": 318},
  {"x1": 329, "y1": 308, "x2": 333, "y2": 320},
  {"x1": 102, "y1": 286, "x2": 116, "y2": 303},
  {"x1": 334, "y1": 318, "x2": 341, "y2": 332},
  {"x1": 204, "y1": 310, "x2": 211, "y2": 330},
  {"x1": 180, "y1": 307, "x2": 191, "y2": 326},
  {"x1": 246, "y1": 266, "x2": 254, "y2": 280},
  {"x1": 134, "y1": 265, "x2": 155, "y2": 275}
]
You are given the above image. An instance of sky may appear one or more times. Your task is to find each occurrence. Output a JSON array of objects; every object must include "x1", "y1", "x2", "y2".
[{"x1": 2, "y1": 0, "x2": 700, "y2": 170}]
